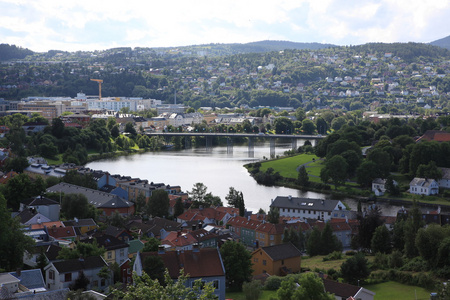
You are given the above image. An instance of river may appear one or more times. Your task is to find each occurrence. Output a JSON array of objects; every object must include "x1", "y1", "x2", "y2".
[{"x1": 86, "y1": 141, "x2": 411, "y2": 216}]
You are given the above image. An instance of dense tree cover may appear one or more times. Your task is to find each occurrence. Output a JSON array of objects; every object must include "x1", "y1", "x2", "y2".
[
  {"x1": 0, "y1": 173, "x2": 47, "y2": 210},
  {"x1": 219, "y1": 241, "x2": 252, "y2": 291},
  {"x1": 189, "y1": 182, "x2": 222, "y2": 208},
  {"x1": 306, "y1": 224, "x2": 342, "y2": 256},
  {"x1": 112, "y1": 270, "x2": 217, "y2": 300},
  {"x1": 0, "y1": 44, "x2": 34, "y2": 61},
  {"x1": 0, "y1": 194, "x2": 34, "y2": 271},
  {"x1": 340, "y1": 253, "x2": 370, "y2": 285}
]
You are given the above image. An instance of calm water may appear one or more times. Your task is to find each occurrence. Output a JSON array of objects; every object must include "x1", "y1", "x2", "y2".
[{"x1": 86, "y1": 141, "x2": 406, "y2": 215}]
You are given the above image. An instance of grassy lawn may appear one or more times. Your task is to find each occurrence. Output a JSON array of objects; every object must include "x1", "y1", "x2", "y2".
[
  {"x1": 260, "y1": 154, "x2": 319, "y2": 179},
  {"x1": 46, "y1": 154, "x2": 63, "y2": 165},
  {"x1": 365, "y1": 281, "x2": 432, "y2": 300},
  {"x1": 226, "y1": 290, "x2": 277, "y2": 300}
]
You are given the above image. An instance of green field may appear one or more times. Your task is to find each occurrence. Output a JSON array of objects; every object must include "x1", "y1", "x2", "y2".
[
  {"x1": 365, "y1": 281, "x2": 433, "y2": 300},
  {"x1": 260, "y1": 154, "x2": 319, "y2": 179}
]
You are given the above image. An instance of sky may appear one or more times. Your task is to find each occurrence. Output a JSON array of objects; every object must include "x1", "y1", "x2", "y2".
[{"x1": 1, "y1": 0, "x2": 450, "y2": 53}]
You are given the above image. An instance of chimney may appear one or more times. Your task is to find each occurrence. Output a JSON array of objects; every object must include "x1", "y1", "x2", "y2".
[
  {"x1": 177, "y1": 231, "x2": 181, "y2": 237},
  {"x1": 288, "y1": 195, "x2": 292, "y2": 200},
  {"x1": 158, "y1": 245, "x2": 165, "y2": 254},
  {"x1": 192, "y1": 224, "x2": 197, "y2": 231},
  {"x1": 321, "y1": 200, "x2": 324, "y2": 205},
  {"x1": 16, "y1": 268, "x2": 21, "y2": 277}
]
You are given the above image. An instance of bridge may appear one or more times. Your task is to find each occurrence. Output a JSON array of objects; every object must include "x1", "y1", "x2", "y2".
[{"x1": 146, "y1": 132, "x2": 325, "y2": 158}]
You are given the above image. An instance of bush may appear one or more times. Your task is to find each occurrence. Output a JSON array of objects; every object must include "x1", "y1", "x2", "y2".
[
  {"x1": 345, "y1": 250, "x2": 356, "y2": 256},
  {"x1": 242, "y1": 280, "x2": 262, "y2": 300},
  {"x1": 264, "y1": 276, "x2": 282, "y2": 291},
  {"x1": 323, "y1": 251, "x2": 343, "y2": 261},
  {"x1": 374, "y1": 252, "x2": 389, "y2": 270},
  {"x1": 388, "y1": 250, "x2": 404, "y2": 269},
  {"x1": 400, "y1": 257, "x2": 429, "y2": 272}
]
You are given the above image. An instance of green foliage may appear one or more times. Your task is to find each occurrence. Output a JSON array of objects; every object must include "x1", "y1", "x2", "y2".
[
  {"x1": 57, "y1": 240, "x2": 105, "y2": 260},
  {"x1": 61, "y1": 193, "x2": 98, "y2": 219},
  {"x1": 220, "y1": 241, "x2": 253, "y2": 291},
  {"x1": 143, "y1": 255, "x2": 165, "y2": 283},
  {"x1": 0, "y1": 194, "x2": 34, "y2": 271},
  {"x1": 242, "y1": 280, "x2": 262, "y2": 300},
  {"x1": 146, "y1": 189, "x2": 170, "y2": 218},
  {"x1": 142, "y1": 238, "x2": 161, "y2": 252},
  {"x1": 276, "y1": 273, "x2": 334, "y2": 300},
  {"x1": 264, "y1": 276, "x2": 282, "y2": 291},
  {"x1": 225, "y1": 187, "x2": 245, "y2": 217},
  {"x1": 340, "y1": 252, "x2": 370, "y2": 285},
  {"x1": 3, "y1": 173, "x2": 42, "y2": 210},
  {"x1": 371, "y1": 225, "x2": 392, "y2": 254},
  {"x1": 63, "y1": 170, "x2": 97, "y2": 189},
  {"x1": 113, "y1": 270, "x2": 216, "y2": 300},
  {"x1": 267, "y1": 207, "x2": 279, "y2": 224},
  {"x1": 297, "y1": 165, "x2": 309, "y2": 187}
]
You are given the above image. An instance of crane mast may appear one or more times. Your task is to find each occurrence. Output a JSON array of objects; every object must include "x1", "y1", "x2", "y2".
[{"x1": 90, "y1": 79, "x2": 103, "y2": 100}]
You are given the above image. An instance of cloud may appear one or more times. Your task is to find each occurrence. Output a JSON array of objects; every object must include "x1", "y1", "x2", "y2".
[{"x1": 1, "y1": 0, "x2": 449, "y2": 52}]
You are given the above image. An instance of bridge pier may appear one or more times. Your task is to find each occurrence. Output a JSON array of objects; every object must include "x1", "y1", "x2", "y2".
[
  {"x1": 291, "y1": 138, "x2": 297, "y2": 151},
  {"x1": 270, "y1": 137, "x2": 275, "y2": 158},
  {"x1": 227, "y1": 137, "x2": 233, "y2": 154},
  {"x1": 248, "y1": 137, "x2": 254, "y2": 158},
  {"x1": 184, "y1": 136, "x2": 191, "y2": 149},
  {"x1": 205, "y1": 136, "x2": 212, "y2": 151}
]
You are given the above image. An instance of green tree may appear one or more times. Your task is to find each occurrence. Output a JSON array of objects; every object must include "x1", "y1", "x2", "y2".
[
  {"x1": 146, "y1": 189, "x2": 170, "y2": 218},
  {"x1": 297, "y1": 165, "x2": 309, "y2": 187},
  {"x1": 357, "y1": 205, "x2": 383, "y2": 250},
  {"x1": 112, "y1": 270, "x2": 216, "y2": 300},
  {"x1": 306, "y1": 227, "x2": 322, "y2": 256},
  {"x1": 142, "y1": 237, "x2": 161, "y2": 252},
  {"x1": 190, "y1": 182, "x2": 207, "y2": 203},
  {"x1": 225, "y1": 187, "x2": 245, "y2": 217},
  {"x1": 0, "y1": 194, "x2": 34, "y2": 271},
  {"x1": 3, "y1": 173, "x2": 33, "y2": 210},
  {"x1": 301, "y1": 119, "x2": 316, "y2": 134},
  {"x1": 324, "y1": 155, "x2": 348, "y2": 188},
  {"x1": 220, "y1": 241, "x2": 252, "y2": 291},
  {"x1": 143, "y1": 255, "x2": 166, "y2": 283},
  {"x1": 267, "y1": 207, "x2": 279, "y2": 224},
  {"x1": 277, "y1": 273, "x2": 334, "y2": 300},
  {"x1": 57, "y1": 240, "x2": 105, "y2": 260},
  {"x1": 321, "y1": 223, "x2": 343, "y2": 255},
  {"x1": 356, "y1": 160, "x2": 379, "y2": 187},
  {"x1": 174, "y1": 198, "x2": 184, "y2": 217},
  {"x1": 273, "y1": 117, "x2": 294, "y2": 134},
  {"x1": 340, "y1": 253, "x2": 370, "y2": 285},
  {"x1": 135, "y1": 192, "x2": 146, "y2": 214},
  {"x1": 371, "y1": 225, "x2": 391, "y2": 254},
  {"x1": 61, "y1": 193, "x2": 96, "y2": 219},
  {"x1": 4, "y1": 156, "x2": 29, "y2": 173}
]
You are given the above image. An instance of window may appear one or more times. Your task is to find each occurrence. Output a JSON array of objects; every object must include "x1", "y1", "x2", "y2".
[
  {"x1": 107, "y1": 251, "x2": 112, "y2": 259},
  {"x1": 64, "y1": 273, "x2": 72, "y2": 282},
  {"x1": 263, "y1": 260, "x2": 267, "y2": 266},
  {"x1": 93, "y1": 280, "x2": 98, "y2": 287},
  {"x1": 270, "y1": 235, "x2": 274, "y2": 241},
  {"x1": 101, "y1": 279, "x2": 106, "y2": 286},
  {"x1": 49, "y1": 270, "x2": 55, "y2": 280},
  {"x1": 213, "y1": 280, "x2": 219, "y2": 289},
  {"x1": 120, "y1": 249, "x2": 125, "y2": 256}
]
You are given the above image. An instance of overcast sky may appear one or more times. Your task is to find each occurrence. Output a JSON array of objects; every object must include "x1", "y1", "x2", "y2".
[{"x1": 1, "y1": 0, "x2": 449, "y2": 52}]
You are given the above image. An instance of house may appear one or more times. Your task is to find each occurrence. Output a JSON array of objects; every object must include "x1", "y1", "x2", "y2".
[
  {"x1": 227, "y1": 216, "x2": 262, "y2": 248},
  {"x1": 254, "y1": 222, "x2": 286, "y2": 248},
  {"x1": 9, "y1": 269, "x2": 46, "y2": 294},
  {"x1": 322, "y1": 278, "x2": 375, "y2": 300},
  {"x1": 416, "y1": 130, "x2": 450, "y2": 143},
  {"x1": 372, "y1": 178, "x2": 397, "y2": 196},
  {"x1": 127, "y1": 239, "x2": 144, "y2": 258},
  {"x1": 409, "y1": 178, "x2": 439, "y2": 195},
  {"x1": 104, "y1": 225, "x2": 133, "y2": 242},
  {"x1": 63, "y1": 218, "x2": 98, "y2": 235},
  {"x1": 270, "y1": 196, "x2": 347, "y2": 221},
  {"x1": 44, "y1": 256, "x2": 109, "y2": 291},
  {"x1": 82, "y1": 235, "x2": 129, "y2": 266},
  {"x1": 46, "y1": 182, "x2": 134, "y2": 216},
  {"x1": 20, "y1": 196, "x2": 60, "y2": 222},
  {"x1": 0, "y1": 170, "x2": 17, "y2": 184},
  {"x1": 251, "y1": 243, "x2": 302, "y2": 276},
  {"x1": 134, "y1": 246, "x2": 226, "y2": 300},
  {"x1": 438, "y1": 167, "x2": 450, "y2": 189}
]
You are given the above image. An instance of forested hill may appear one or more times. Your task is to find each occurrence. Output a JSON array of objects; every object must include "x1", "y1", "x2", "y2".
[
  {"x1": 0, "y1": 44, "x2": 34, "y2": 61},
  {"x1": 430, "y1": 35, "x2": 450, "y2": 51},
  {"x1": 349, "y1": 42, "x2": 450, "y2": 62}
]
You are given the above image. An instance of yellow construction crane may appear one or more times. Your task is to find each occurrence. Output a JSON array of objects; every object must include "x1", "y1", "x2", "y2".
[{"x1": 90, "y1": 79, "x2": 103, "y2": 100}]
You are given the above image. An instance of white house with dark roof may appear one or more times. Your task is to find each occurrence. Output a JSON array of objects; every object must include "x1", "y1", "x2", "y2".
[
  {"x1": 270, "y1": 196, "x2": 346, "y2": 221},
  {"x1": 20, "y1": 196, "x2": 60, "y2": 221},
  {"x1": 409, "y1": 178, "x2": 439, "y2": 196},
  {"x1": 44, "y1": 256, "x2": 109, "y2": 291}
]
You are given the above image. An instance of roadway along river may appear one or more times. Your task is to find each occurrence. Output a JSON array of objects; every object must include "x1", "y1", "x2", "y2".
[{"x1": 86, "y1": 141, "x2": 405, "y2": 216}]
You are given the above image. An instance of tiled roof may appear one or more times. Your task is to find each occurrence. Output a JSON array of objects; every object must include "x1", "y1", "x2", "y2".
[
  {"x1": 22, "y1": 196, "x2": 59, "y2": 207},
  {"x1": 63, "y1": 218, "x2": 97, "y2": 227},
  {"x1": 31, "y1": 221, "x2": 65, "y2": 230},
  {"x1": 46, "y1": 182, "x2": 133, "y2": 209},
  {"x1": 417, "y1": 130, "x2": 450, "y2": 142},
  {"x1": 271, "y1": 196, "x2": 342, "y2": 212},
  {"x1": 162, "y1": 232, "x2": 197, "y2": 247},
  {"x1": 82, "y1": 234, "x2": 129, "y2": 251},
  {"x1": 322, "y1": 278, "x2": 361, "y2": 298},
  {"x1": 140, "y1": 248, "x2": 224, "y2": 279},
  {"x1": 10, "y1": 269, "x2": 45, "y2": 290},
  {"x1": 47, "y1": 226, "x2": 76, "y2": 239},
  {"x1": 260, "y1": 243, "x2": 302, "y2": 261},
  {"x1": 409, "y1": 177, "x2": 437, "y2": 187},
  {"x1": 52, "y1": 256, "x2": 107, "y2": 273}
]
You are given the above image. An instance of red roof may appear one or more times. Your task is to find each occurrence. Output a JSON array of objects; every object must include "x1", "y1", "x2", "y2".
[{"x1": 140, "y1": 248, "x2": 224, "y2": 279}]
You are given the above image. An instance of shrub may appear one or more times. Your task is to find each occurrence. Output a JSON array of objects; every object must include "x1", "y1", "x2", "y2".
[
  {"x1": 242, "y1": 280, "x2": 262, "y2": 300},
  {"x1": 264, "y1": 276, "x2": 282, "y2": 290},
  {"x1": 400, "y1": 257, "x2": 429, "y2": 272},
  {"x1": 388, "y1": 250, "x2": 404, "y2": 269},
  {"x1": 373, "y1": 252, "x2": 389, "y2": 270},
  {"x1": 323, "y1": 251, "x2": 343, "y2": 261},
  {"x1": 345, "y1": 250, "x2": 356, "y2": 256}
]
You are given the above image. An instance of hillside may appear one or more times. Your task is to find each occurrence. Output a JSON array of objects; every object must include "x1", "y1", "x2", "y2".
[
  {"x1": 430, "y1": 35, "x2": 450, "y2": 50},
  {"x1": 0, "y1": 44, "x2": 34, "y2": 61}
]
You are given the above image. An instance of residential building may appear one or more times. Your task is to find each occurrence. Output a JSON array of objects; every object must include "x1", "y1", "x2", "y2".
[
  {"x1": 409, "y1": 178, "x2": 439, "y2": 195},
  {"x1": 227, "y1": 216, "x2": 261, "y2": 248},
  {"x1": 46, "y1": 182, "x2": 134, "y2": 216},
  {"x1": 322, "y1": 278, "x2": 375, "y2": 300},
  {"x1": 134, "y1": 246, "x2": 226, "y2": 300},
  {"x1": 20, "y1": 196, "x2": 60, "y2": 222},
  {"x1": 82, "y1": 235, "x2": 129, "y2": 265},
  {"x1": 44, "y1": 256, "x2": 109, "y2": 291},
  {"x1": 251, "y1": 243, "x2": 302, "y2": 276},
  {"x1": 270, "y1": 196, "x2": 347, "y2": 221}
]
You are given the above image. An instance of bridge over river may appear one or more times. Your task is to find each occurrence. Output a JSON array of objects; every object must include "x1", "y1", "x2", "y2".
[{"x1": 146, "y1": 132, "x2": 325, "y2": 157}]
